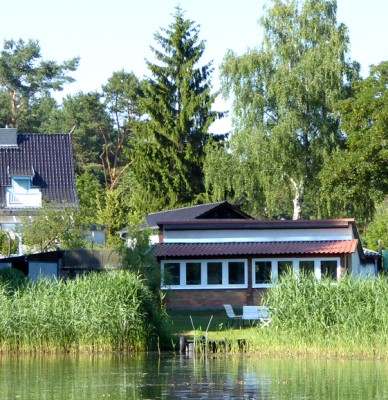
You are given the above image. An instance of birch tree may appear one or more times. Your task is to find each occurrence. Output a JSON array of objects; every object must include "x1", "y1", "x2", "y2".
[{"x1": 219, "y1": 0, "x2": 359, "y2": 219}]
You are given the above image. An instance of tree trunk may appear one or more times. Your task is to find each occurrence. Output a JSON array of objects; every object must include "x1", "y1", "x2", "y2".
[{"x1": 290, "y1": 178, "x2": 304, "y2": 220}]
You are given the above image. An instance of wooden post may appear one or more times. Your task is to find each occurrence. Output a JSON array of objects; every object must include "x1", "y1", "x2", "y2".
[{"x1": 179, "y1": 336, "x2": 186, "y2": 354}]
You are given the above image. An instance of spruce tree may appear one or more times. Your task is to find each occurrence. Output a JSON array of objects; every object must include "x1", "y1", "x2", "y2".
[{"x1": 130, "y1": 7, "x2": 223, "y2": 213}]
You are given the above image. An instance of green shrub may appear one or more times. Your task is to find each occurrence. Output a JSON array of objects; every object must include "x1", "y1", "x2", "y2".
[{"x1": 0, "y1": 268, "x2": 28, "y2": 295}]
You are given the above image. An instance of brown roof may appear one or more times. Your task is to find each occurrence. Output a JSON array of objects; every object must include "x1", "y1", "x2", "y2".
[{"x1": 154, "y1": 240, "x2": 358, "y2": 258}]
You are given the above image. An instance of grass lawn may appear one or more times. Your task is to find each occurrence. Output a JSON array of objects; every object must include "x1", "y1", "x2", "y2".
[
  {"x1": 163, "y1": 309, "x2": 266, "y2": 353},
  {"x1": 164, "y1": 309, "x2": 259, "y2": 339},
  {"x1": 165, "y1": 310, "x2": 229, "y2": 336}
]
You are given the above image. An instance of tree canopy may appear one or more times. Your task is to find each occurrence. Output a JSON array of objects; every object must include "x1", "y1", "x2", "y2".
[
  {"x1": 18, "y1": 203, "x2": 86, "y2": 253},
  {"x1": 320, "y1": 61, "x2": 388, "y2": 221},
  {"x1": 211, "y1": 0, "x2": 359, "y2": 219},
  {"x1": 0, "y1": 38, "x2": 79, "y2": 130}
]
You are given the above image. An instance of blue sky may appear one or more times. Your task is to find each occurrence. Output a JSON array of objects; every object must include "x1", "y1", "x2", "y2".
[{"x1": 2, "y1": 0, "x2": 387, "y2": 133}]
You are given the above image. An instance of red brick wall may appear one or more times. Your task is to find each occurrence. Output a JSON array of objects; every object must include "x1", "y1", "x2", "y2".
[{"x1": 164, "y1": 288, "x2": 268, "y2": 310}]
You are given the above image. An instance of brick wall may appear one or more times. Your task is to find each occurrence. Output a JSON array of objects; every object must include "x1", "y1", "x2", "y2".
[{"x1": 164, "y1": 288, "x2": 268, "y2": 310}]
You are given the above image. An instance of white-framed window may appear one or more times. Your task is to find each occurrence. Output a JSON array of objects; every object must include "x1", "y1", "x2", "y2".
[
  {"x1": 161, "y1": 259, "x2": 248, "y2": 289},
  {"x1": 253, "y1": 260, "x2": 272, "y2": 288},
  {"x1": 252, "y1": 258, "x2": 341, "y2": 288}
]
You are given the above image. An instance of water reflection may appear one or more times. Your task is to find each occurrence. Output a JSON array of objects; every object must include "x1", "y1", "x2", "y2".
[{"x1": 0, "y1": 353, "x2": 386, "y2": 399}]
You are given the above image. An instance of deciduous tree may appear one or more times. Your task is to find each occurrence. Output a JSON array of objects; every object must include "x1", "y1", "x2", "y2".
[
  {"x1": 101, "y1": 70, "x2": 143, "y2": 190},
  {"x1": 18, "y1": 203, "x2": 86, "y2": 253},
  {"x1": 320, "y1": 61, "x2": 388, "y2": 220},
  {"x1": 217, "y1": 0, "x2": 359, "y2": 219},
  {"x1": 362, "y1": 201, "x2": 388, "y2": 251}
]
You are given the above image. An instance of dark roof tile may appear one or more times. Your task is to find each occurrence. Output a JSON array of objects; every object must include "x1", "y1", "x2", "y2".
[
  {"x1": 0, "y1": 133, "x2": 78, "y2": 208},
  {"x1": 144, "y1": 201, "x2": 253, "y2": 229},
  {"x1": 154, "y1": 240, "x2": 358, "y2": 258}
]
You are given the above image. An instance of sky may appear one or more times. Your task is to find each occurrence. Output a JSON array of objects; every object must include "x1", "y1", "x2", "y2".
[{"x1": 2, "y1": 0, "x2": 387, "y2": 133}]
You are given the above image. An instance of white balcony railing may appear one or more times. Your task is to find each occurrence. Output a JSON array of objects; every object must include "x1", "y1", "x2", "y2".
[{"x1": 6, "y1": 189, "x2": 42, "y2": 208}]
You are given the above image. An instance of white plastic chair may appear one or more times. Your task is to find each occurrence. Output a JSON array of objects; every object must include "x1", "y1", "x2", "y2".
[{"x1": 223, "y1": 304, "x2": 242, "y2": 326}]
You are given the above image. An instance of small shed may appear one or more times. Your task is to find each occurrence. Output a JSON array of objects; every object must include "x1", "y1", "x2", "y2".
[
  {"x1": 0, "y1": 251, "x2": 63, "y2": 281},
  {"x1": 0, "y1": 249, "x2": 122, "y2": 280}
]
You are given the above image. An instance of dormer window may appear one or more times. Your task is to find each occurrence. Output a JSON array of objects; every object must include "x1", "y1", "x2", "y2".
[
  {"x1": 13, "y1": 177, "x2": 31, "y2": 193},
  {"x1": 5, "y1": 175, "x2": 42, "y2": 208}
]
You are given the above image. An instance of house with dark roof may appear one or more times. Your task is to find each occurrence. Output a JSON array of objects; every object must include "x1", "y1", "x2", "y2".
[
  {"x1": 149, "y1": 206, "x2": 379, "y2": 310},
  {"x1": 0, "y1": 128, "x2": 78, "y2": 255},
  {"x1": 118, "y1": 200, "x2": 253, "y2": 245}
]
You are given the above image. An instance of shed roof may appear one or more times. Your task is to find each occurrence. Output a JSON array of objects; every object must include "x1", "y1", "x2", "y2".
[{"x1": 118, "y1": 201, "x2": 253, "y2": 236}]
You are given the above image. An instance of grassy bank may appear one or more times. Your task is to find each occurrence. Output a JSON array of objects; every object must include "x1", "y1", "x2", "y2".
[
  {"x1": 1, "y1": 268, "x2": 386, "y2": 358},
  {"x1": 167, "y1": 274, "x2": 388, "y2": 359},
  {"x1": 0, "y1": 270, "x2": 167, "y2": 353}
]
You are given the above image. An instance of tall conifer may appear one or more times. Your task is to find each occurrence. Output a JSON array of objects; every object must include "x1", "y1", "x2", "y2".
[{"x1": 130, "y1": 7, "x2": 223, "y2": 212}]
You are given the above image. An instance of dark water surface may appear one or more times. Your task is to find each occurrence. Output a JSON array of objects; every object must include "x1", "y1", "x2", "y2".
[{"x1": 0, "y1": 353, "x2": 386, "y2": 399}]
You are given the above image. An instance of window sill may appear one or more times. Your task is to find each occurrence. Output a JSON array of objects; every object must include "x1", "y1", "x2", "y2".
[{"x1": 162, "y1": 284, "x2": 248, "y2": 290}]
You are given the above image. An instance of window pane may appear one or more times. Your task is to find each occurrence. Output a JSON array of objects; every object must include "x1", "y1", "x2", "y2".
[
  {"x1": 207, "y1": 262, "x2": 222, "y2": 284},
  {"x1": 255, "y1": 261, "x2": 272, "y2": 284},
  {"x1": 164, "y1": 262, "x2": 180, "y2": 285},
  {"x1": 14, "y1": 178, "x2": 29, "y2": 192},
  {"x1": 186, "y1": 262, "x2": 201, "y2": 285},
  {"x1": 228, "y1": 262, "x2": 245, "y2": 284},
  {"x1": 278, "y1": 261, "x2": 293, "y2": 278},
  {"x1": 321, "y1": 260, "x2": 337, "y2": 280},
  {"x1": 300, "y1": 260, "x2": 314, "y2": 276}
]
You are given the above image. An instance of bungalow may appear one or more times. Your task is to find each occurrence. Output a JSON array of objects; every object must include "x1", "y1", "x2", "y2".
[{"x1": 151, "y1": 203, "x2": 378, "y2": 310}]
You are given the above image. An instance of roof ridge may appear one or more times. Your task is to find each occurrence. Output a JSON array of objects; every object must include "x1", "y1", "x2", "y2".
[
  {"x1": 19, "y1": 132, "x2": 70, "y2": 135},
  {"x1": 147, "y1": 201, "x2": 226, "y2": 216}
]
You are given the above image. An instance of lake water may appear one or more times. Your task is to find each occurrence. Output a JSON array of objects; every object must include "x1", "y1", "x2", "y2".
[{"x1": 0, "y1": 353, "x2": 386, "y2": 399}]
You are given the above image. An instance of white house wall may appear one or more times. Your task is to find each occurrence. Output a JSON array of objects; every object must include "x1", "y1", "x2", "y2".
[{"x1": 162, "y1": 227, "x2": 354, "y2": 243}]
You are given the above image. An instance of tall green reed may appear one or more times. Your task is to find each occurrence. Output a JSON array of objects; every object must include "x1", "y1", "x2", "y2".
[
  {"x1": 0, "y1": 270, "x2": 167, "y2": 353},
  {"x1": 263, "y1": 271, "x2": 388, "y2": 357}
]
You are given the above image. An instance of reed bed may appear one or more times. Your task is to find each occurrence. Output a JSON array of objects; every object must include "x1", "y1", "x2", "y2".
[
  {"x1": 0, "y1": 270, "x2": 167, "y2": 353},
  {"x1": 267, "y1": 272, "x2": 387, "y2": 341},
  {"x1": 193, "y1": 273, "x2": 388, "y2": 359}
]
